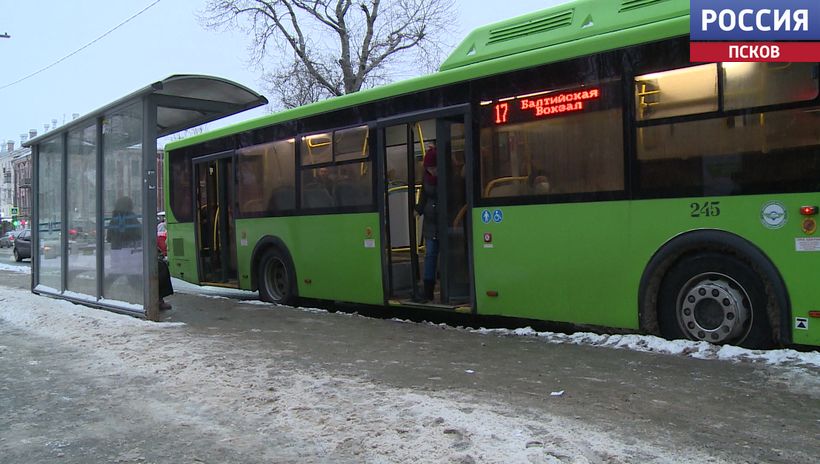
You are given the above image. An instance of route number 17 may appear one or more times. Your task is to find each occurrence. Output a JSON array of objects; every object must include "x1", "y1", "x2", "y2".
[{"x1": 494, "y1": 102, "x2": 509, "y2": 125}]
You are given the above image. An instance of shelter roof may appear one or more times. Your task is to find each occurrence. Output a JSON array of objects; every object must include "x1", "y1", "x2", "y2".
[{"x1": 24, "y1": 75, "x2": 267, "y2": 147}]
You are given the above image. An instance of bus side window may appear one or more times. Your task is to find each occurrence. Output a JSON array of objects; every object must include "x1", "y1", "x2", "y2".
[
  {"x1": 237, "y1": 139, "x2": 296, "y2": 216},
  {"x1": 723, "y1": 63, "x2": 819, "y2": 110},
  {"x1": 634, "y1": 64, "x2": 718, "y2": 121}
]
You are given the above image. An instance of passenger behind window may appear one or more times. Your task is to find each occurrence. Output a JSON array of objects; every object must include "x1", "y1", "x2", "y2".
[{"x1": 529, "y1": 170, "x2": 551, "y2": 195}]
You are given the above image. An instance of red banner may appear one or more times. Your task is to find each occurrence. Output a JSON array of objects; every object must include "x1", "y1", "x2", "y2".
[{"x1": 691, "y1": 42, "x2": 820, "y2": 62}]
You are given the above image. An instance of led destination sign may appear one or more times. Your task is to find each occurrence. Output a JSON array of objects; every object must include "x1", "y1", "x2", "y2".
[
  {"x1": 488, "y1": 87, "x2": 601, "y2": 125},
  {"x1": 690, "y1": 0, "x2": 820, "y2": 62}
]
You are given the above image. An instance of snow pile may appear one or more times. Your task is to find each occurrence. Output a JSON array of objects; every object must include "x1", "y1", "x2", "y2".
[
  {"x1": 0, "y1": 262, "x2": 31, "y2": 274},
  {"x1": 0, "y1": 286, "x2": 738, "y2": 463},
  {"x1": 473, "y1": 327, "x2": 820, "y2": 369}
]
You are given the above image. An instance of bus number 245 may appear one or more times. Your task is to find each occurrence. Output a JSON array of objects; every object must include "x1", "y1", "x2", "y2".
[{"x1": 690, "y1": 201, "x2": 721, "y2": 218}]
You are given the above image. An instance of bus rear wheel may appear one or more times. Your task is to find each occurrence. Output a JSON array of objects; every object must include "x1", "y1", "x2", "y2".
[
  {"x1": 258, "y1": 249, "x2": 296, "y2": 306},
  {"x1": 657, "y1": 252, "x2": 773, "y2": 349}
]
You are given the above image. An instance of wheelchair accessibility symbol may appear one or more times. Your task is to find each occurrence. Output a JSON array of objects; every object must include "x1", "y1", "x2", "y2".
[{"x1": 493, "y1": 210, "x2": 503, "y2": 223}]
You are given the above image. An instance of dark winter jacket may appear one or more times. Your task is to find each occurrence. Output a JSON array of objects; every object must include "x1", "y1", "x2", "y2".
[{"x1": 416, "y1": 181, "x2": 438, "y2": 239}]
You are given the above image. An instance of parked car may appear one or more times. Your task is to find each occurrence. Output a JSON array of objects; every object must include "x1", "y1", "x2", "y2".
[
  {"x1": 41, "y1": 231, "x2": 63, "y2": 260},
  {"x1": 12, "y1": 229, "x2": 31, "y2": 262},
  {"x1": 157, "y1": 221, "x2": 168, "y2": 256},
  {"x1": 0, "y1": 230, "x2": 18, "y2": 248}
]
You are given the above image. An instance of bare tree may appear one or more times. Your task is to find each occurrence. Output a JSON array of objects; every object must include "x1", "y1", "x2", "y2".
[{"x1": 202, "y1": 0, "x2": 456, "y2": 109}]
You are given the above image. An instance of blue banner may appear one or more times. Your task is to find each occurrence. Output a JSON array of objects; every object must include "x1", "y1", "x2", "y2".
[{"x1": 691, "y1": 0, "x2": 820, "y2": 41}]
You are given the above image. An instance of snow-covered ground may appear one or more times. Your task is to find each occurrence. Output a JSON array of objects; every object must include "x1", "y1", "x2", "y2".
[
  {"x1": 172, "y1": 277, "x2": 820, "y2": 369},
  {"x1": 0, "y1": 262, "x2": 31, "y2": 274},
  {"x1": 1, "y1": 271, "x2": 818, "y2": 462}
]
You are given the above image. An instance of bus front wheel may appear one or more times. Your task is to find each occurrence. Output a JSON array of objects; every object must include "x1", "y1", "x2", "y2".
[
  {"x1": 258, "y1": 248, "x2": 296, "y2": 306},
  {"x1": 657, "y1": 252, "x2": 773, "y2": 349}
]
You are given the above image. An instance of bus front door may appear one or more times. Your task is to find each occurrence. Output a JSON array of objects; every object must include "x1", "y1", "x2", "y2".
[
  {"x1": 380, "y1": 114, "x2": 471, "y2": 308},
  {"x1": 194, "y1": 154, "x2": 238, "y2": 286}
]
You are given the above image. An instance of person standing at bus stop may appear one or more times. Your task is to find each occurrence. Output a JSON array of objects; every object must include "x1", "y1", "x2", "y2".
[{"x1": 416, "y1": 143, "x2": 438, "y2": 302}]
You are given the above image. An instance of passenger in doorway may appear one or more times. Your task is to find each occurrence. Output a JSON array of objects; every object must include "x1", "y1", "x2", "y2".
[{"x1": 415, "y1": 143, "x2": 439, "y2": 303}]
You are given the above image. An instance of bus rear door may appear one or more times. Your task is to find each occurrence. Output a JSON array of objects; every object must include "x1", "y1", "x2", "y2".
[
  {"x1": 193, "y1": 151, "x2": 238, "y2": 286},
  {"x1": 378, "y1": 108, "x2": 473, "y2": 309}
]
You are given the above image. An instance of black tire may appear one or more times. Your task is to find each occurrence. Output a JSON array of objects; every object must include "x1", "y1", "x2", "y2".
[
  {"x1": 13, "y1": 247, "x2": 22, "y2": 262},
  {"x1": 658, "y1": 252, "x2": 774, "y2": 349},
  {"x1": 257, "y1": 248, "x2": 297, "y2": 305}
]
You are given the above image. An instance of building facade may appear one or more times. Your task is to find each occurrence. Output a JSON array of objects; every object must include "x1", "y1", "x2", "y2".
[
  {"x1": 0, "y1": 141, "x2": 16, "y2": 230},
  {"x1": 12, "y1": 143, "x2": 32, "y2": 227}
]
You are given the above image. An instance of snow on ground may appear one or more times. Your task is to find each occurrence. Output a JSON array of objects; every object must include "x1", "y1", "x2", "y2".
[
  {"x1": 2, "y1": 270, "x2": 819, "y2": 461},
  {"x1": 0, "y1": 285, "x2": 748, "y2": 463},
  {"x1": 471, "y1": 327, "x2": 820, "y2": 369},
  {"x1": 0, "y1": 262, "x2": 31, "y2": 274},
  {"x1": 174, "y1": 276, "x2": 820, "y2": 369}
]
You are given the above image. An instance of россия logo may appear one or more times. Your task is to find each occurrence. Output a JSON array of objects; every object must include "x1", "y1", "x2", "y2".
[{"x1": 690, "y1": 0, "x2": 820, "y2": 62}]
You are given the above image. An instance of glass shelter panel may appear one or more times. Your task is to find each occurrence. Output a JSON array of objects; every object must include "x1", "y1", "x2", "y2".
[
  {"x1": 37, "y1": 136, "x2": 63, "y2": 291},
  {"x1": 102, "y1": 103, "x2": 144, "y2": 305},
  {"x1": 66, "y1": 123, "x2": 98, "y2": 297}
]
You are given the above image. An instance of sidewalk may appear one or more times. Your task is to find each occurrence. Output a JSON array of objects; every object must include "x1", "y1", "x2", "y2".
[{"x1": 1, "y1": 269, "x2": 818, "y2": 463}]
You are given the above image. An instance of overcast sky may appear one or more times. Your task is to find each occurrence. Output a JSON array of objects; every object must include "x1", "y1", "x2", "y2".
[{"x1": 0, "y1": 0, "x2": 565, "y2": 148}]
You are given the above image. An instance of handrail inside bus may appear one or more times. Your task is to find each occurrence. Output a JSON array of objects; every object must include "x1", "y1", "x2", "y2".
[
  {"x1": 387, "y1": 184, "x2": 423, "y2": 203},
  {"x1": 416, "y1": 123, "x2": 425, "y2": 156},
  {"x1": 483, "y1": 176, "x2": 528, "y2": 197},
  {"x1": 387, "y1": 184, "x2": 423, "y2": 252},
  {"x1": 213, "y1": 206, "x2": 220, "y2": 253}
]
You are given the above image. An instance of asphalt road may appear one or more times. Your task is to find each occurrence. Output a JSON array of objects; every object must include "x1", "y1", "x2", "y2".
[{"x1": 0, "y1": 247, "x2": 818, "y2": 463}]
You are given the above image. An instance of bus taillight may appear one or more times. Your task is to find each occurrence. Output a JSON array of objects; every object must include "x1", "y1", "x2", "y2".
[{"x1": 800, "y1": 206, "x2": 818, "y2": 216}]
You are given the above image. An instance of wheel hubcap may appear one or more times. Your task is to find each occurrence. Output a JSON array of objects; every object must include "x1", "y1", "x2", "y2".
[
  {"x1": 677, "y1": 273, "x2": 752, "y2": 344},
  {"x1": 264, "y1": 257, "x2": 288, "y2": 301}
]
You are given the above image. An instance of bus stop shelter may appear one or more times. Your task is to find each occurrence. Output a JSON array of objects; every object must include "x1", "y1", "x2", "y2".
[{"x1": 24, "y1": 75, "x2": 267, "y2": 321}]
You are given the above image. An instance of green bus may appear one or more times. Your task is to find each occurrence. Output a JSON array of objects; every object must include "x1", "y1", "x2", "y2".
[{"x1": 164, "y1": 0, "x2": 820, "y2": 349}]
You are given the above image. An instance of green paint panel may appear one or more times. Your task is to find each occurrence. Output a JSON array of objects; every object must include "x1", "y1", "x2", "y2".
[
  {"x1": 166, "y1": 222, "x2": 199, "y2": 283},
  {"x1": 161, "y1": 150, "x2": 180, "y2": 224},
  {"x1": 472, "y1": 194, "x2": 820, "y2": 345},
  {"x1": 235, "y1": 213, "x2": 383, "y2": 305},
  {"x1": 472, "y1": 202, "x2": 635, "y2": 328}
]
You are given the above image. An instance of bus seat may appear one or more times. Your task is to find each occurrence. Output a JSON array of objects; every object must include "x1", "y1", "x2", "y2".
[
  {"x1": 336, "y1": 181, "x2": 372, "y2": 207},
  {"x1": 485, "y1": 176, "x2": 528, "y2": 198},
  {"x1": 268, "y1": 186, "x2": 296, "y2": 211},
  {"x1": 334, "y1": 182, "x2": 358, "y2": 206},
  {"x1": 242, "y1": 198, "x2": 265, "y2": 213},
  {"x1": 303, "y1": 183, "x2": 335, "y2": 208}
]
